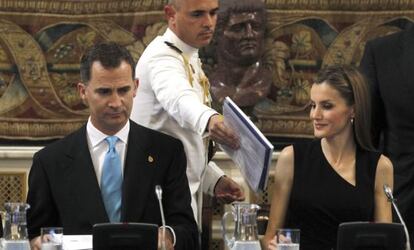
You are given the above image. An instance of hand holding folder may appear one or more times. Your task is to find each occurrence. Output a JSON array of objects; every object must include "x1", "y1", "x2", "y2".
[{"x1": 220, "y1": 97, "x2": 273, "y2": 193}]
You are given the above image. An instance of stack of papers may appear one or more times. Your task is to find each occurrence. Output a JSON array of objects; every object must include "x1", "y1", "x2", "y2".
[
  {"x1": 221, "y1": 97, "x2": 273, "y2": 193},
  {"x1": 63, "y1": 235, "x2": 92, "y2": 250}
]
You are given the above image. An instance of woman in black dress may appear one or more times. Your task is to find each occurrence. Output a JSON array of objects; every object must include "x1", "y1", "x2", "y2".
[{"x1": 262, "y1": 65, "x2": 393, "y2": 250}]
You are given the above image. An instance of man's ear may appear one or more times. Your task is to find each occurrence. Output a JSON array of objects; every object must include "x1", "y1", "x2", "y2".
[
  {"x1": 164, "y1": 4, "x2": 176, "y2": 22},
  {"x1": 133, "y1": 79, "x2": 139, "y2": 97},
  {"x1": 77, "y1": 82, "x2": 88, "y2": 106}
]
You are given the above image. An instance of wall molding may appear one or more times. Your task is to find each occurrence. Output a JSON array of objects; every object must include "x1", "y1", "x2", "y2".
[
  {"x1": 0, "y1": 0, "x2": 167, "y2": 14},
  {"x1": 265, "y1": 0, "x2": 414, "y2": 10},
  {"x1": 1, "y1": 0, "x2": 414, "y2": 15}
]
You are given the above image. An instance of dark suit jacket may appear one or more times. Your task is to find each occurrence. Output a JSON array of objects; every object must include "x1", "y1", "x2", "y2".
[
  {"x1": 360, "y1": 24, "x2": 414, "y2": 236},
  {"x1": 26, "y1": 121, "x2": 198, "y2": 250}
]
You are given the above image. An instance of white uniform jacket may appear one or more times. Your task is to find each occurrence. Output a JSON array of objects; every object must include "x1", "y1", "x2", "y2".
[{"x1": 130, "y1": 28, "x2": 224, "y2": 224}]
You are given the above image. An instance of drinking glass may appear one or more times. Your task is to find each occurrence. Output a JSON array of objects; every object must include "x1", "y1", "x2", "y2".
[
  {"x1": 276, "y1": 228, "x2": 300, "y2": 250},
  {"x1": 40, "y1": 227, "x2": 63, "y2": 250}
]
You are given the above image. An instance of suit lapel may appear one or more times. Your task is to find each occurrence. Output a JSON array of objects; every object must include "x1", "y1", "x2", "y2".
[
  {"x1": 122, "y1": 122, "x2": 157, "y2": 222},
  {"x1": 65, "y1": 126, "x2": 108, "y2": 224}
]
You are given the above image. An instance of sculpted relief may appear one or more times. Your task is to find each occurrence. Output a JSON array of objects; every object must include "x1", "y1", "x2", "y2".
[{"x1": 210, "y1": 0, "x2": 272, "y2": 109}]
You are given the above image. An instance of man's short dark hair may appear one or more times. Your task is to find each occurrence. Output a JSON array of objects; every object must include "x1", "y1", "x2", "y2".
[{"x1": 80, "y1": 41, "x2": 135, "y2": 84}]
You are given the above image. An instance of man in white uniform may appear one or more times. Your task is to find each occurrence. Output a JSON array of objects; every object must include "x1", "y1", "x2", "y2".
[{"x1": 130, "y1": 0, "x2": 245, "y2": 227}]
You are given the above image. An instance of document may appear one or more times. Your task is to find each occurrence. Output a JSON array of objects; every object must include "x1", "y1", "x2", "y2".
[
  {"x1": 63, "y1": 235, "x2": 92, "y2": 250},
  {"x1": 221, "y1": 97, "x2": 273, "y2": 193}
]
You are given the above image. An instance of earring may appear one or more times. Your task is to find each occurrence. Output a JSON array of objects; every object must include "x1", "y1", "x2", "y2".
[{"x1": 351, "y1": 118, "x2": 354, "y2": 124}]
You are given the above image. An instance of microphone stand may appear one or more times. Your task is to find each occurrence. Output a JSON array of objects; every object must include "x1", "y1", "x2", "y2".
[
  {"x1": 383, "y1": 184, "x2": 411, "y2": 250},
  {"x1": 155, "y1": 185, "x2": 166, "y2": 250}
]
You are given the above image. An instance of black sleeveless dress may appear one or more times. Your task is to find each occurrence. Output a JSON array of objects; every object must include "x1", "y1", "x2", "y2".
[{"x1": 284, "y1": 139, "x2": 381, "y2": 250}]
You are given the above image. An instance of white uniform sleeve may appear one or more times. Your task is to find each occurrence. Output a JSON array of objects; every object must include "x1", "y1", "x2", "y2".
[
  {"x1": 202, "y1": 161, "x2": 225, "y2": 196},
  {"x1": 147, "y1": 52, "x2": 216, "y2": 135}
]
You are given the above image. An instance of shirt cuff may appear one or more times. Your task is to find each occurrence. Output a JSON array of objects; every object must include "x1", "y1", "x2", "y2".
[
  {"x1": 199, "y1": 110, "x2": 219, "y2": 136},
  {"x1": 160, "y1": 225, "x2": 176, "y2": 246},
  {"x1": 203, "y1": 161, "x2": 225, "y2": 195}
]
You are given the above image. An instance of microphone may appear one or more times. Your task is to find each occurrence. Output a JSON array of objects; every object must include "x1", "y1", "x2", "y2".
[
  {"x1": 383, "y1": 184, "x2": 411, "y2": 250},
  {"x1": 155, "y1": 185, "x2": 166, "y2": 250}
]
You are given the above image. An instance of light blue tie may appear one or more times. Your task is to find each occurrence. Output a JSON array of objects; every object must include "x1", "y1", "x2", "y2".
[{"x1": 101, "y1": 136, "x2": 122, "y2": 222}]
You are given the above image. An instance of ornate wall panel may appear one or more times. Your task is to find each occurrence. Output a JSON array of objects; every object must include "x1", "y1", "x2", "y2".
[
  {"x1": 0, "y1": 172, "x2": 26, "y2": 210},
  {"x1": 0, "y1": 0, "x2": 168, "y2": 140},
  {"x1": 0, "y1": 0, "x2": 412, "y2": 140}
]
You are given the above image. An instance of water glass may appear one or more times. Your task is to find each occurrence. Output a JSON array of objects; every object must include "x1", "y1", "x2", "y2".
[
  {"x1": 276, "y1": 228, "x2": 300, "y2": 250},
  {"x1": 40, "y1": 227, "x2": 63, "y2": 250}
]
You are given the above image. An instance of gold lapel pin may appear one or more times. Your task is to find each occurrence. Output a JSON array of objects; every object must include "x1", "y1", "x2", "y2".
[{"x1": 148, "y1": 155, "x2": 154, "y2": 163}]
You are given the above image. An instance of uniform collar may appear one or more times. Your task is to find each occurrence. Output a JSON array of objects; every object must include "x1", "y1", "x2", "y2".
[{"x1": 164, "y1": 28, "x2": 199, "y2": 59}]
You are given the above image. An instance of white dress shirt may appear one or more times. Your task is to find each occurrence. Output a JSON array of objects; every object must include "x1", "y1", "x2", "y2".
[
  {"x1": 86, "y1": 118, "x2": 129, "y2": 186},
  {"x1": 130, "y1": 28, "x2": 224, "y2": 225},
  {"x1": 85, "y1": 118, "x2": 176, "y2": 245}
]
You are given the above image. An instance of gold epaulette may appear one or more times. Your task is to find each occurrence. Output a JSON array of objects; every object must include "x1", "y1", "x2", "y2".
[{"x1": 164, "y1": 41, "x2": 194, "y2": 87}]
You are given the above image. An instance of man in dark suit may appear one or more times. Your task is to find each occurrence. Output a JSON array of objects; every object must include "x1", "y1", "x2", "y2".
[
  {"x1": 26, "y1": 41, "x2": 198, "y2": 250},
  {"x1": 360, "y1": 23, "x2": 414, "y2": 245}
]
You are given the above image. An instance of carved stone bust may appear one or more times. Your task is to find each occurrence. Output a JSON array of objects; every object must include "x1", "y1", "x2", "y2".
[{"x1": 210, "y1": 0, "x2": 271, "y2": 108}]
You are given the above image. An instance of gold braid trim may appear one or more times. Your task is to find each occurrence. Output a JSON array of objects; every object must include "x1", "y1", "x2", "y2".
[
  {"x1": 164, "y1": 41, "x2": 211, "y2": 105},
  {"x1": 180, "y1": 54, "x2": 194, "y2": 87},
  {"x1": 199, "y1": 72, "x2": 211, "y2": 107}
]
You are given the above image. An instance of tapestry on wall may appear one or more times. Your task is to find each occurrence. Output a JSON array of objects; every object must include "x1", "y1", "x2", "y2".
[{"x1": 0, "y1": 0, "x2": 412, "y2": 140}]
